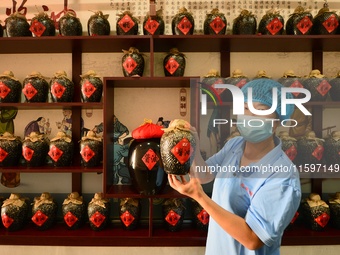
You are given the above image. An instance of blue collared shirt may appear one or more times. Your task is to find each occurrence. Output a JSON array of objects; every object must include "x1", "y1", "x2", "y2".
[{"x1": 205, "y1": 136, "x2": 301, "y2": 255}]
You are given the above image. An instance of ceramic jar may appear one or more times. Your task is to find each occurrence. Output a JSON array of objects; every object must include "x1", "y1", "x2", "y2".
[
  {"x1": 80, "y1": 70, "x2": 103, "y2": 102},
  {"x1": 1, "y1": 193, "x2": 29, "y2": 231},
  {"x1": 201, "y1": 69, "x2": 229, "y2": 102},
  {"x1": 302, "y1": 69, "x2": 331, "y2": 101},
  {"x1": 160, "y1": 119, "x2": 196, "y2": 175},
  {"x1": 50, "y1": 71, "x2": 74, "y2": 102},
  {"x1": 22, "y1": 132, "x2": 49, "y2": 167},
  {"x1": 277, "y1": 70, "x2": 305, "y2": 98},
  {"x1": 48, "y1": 131, "x2": 74, "y2": 167},
  {"x1": 300, "y1": 193, "x2": 330, "y2": 231},
  {"x1": 22, "y1": 72, "x2": 49, "y2": 102},
  {"x1": 0, "y1": 132, "x2": 22, "y2": 167},
  {"x1": 119, "y1": 198, "x2": 141, "y2": 230},
  {"x1": 80, "y1": 131, "x2": 103, "y2": 167},
  {"x1": 191, "y1": 199, "x2": 209, "y2": 231},
  {"x1": 31, "y1": 192, "x2": 58, "y2": 230},
  {"x1": 0, "y1": 71, "x2": 22, "y2": 103},
  {"x1": 329, "y1": 192, "x2": 340, "y2": 229},
  {"x1": 62, "y1": 192, "x2": 86, "y2": 230},
  {"x1": 277, "y1": 131, "x2": 298, "y2": 164},
  {"x1": 87, "y1": 193, "x2": 111, "y2": 231},
  {"x1": 162, "y1": 198, "x2": 186, "y2": 232}
]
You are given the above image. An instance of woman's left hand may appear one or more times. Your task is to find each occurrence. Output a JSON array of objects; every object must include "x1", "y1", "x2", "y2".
[{"x1": 168, "y1": 174, "x2": 205, "y2": 201}]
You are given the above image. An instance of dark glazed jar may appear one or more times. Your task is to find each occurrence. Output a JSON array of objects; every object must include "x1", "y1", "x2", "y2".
[
  {"x1": 300, "y1": 193, "x2": 330, "y2": 231},
  {"x1": 160, "y1": 119, "x2": 196, "y2": 175},
  {"x1": 162, "y1": 198, "x2": 186, "y2": 232},
  {"x1": 80, "y1": 131, "x2": 103, "y2": 167},
  {"x1": 122, "y1": 47, "x2": 145, "y2": 77},
  {"x1": 172, "y1": 7, "x2": 195, "y2": 35},
  {"x1": 163, "y1": 48, "x2": 186, "y2": 77},
  {"x1": 22, "y1": 132, "x2": 49, "y2": 167},
  {"x1": 277, "y1": 70, "x2": 305, "y2": 99},
  {"x1": 302, "y1": 69, "x2": 331, "y2": 101},
  {"x1": 87, "y1": 193, "x2": 111, "y2": 231},
  {"x1": 0, "y1": 132, "x2": 22, "y2": 167},
  {"x1": 116, "y1": 11, "x2": 139, "y2": 35},
  {"x1": 128, "y1": 138, "x2": 166, "y2": 195},
  {"x1": 31, "y1": 192, "x2": 58, "y2": 231},
  {"x1": 119, "y1": 198, "x2": 141, "y2": 230},
  {"x1": 1, "y1": 193, "x2": 29, "y2": 231},
  {"x1": 277, "y1": 131, "x2": 298, "y2": 164},
  {"x1": 22, "y1": 72, "x2": 49, "y2": 103},
  {"x1": 143, "y1": 9, "x2": 165, "y2": 35},
  {"x1": 50, "y1": 71, "x2": 74, "y2": 102},
  {"x1": 0, "y1": 71, "x2": 22, "y2": 103},
  {"x1": 30, "y1": 11, "x2": 56, "y2": 37},
  {"x1": 62, "y1": 192, "x2": 86, "y2": 230},
  {"x1": 5, "y1": 12, "x2": 32, "y2": 37},
  {"x1": 192, "y1": 199, "x2": 209, "y2": 231},
  {"x1": 88, "y1": 11, "x2": 111, "y2": 36},
  {"x1": 203, "y1": 8, "x2": 227, "y2": 35},
  {"x1": 48, "y1": 131, "x2": 74, "y2": 167},
  {"x1": 80, "y1": 70, "x2": 103, "y2": 102},
  {"x1": 285, "y1": 6, "x2": 313, "y2": 35},
  {"x1": 59, "y1": 11, "x2": 83, "y2": 36}
]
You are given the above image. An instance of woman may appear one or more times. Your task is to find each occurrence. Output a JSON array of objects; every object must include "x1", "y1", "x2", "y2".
[{"x1": 168, "y1": 78, "x2": 301, "y2": 255}]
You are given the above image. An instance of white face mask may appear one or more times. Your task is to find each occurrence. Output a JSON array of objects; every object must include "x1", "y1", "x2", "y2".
[{"x1": 236, "y1": 115, "x2": 274, "y2": 143}]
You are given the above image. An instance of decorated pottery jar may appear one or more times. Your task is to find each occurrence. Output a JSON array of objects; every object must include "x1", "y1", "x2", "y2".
[
  {"x1": 30, "y1": 11, "x2": 56, "y2": 37},
  {"x1": 312, "y1": 2, "x2": 339, "y2": 35},
  {"x1": 80, "y1": 70, "x2": 103, "y2": 102},
  {"x1": 324, "y1": 131, "x2": 340, "y2": 166},
  {"x1": 22, "y1": 72, "x2": 49, "y2": 103},
  {"x1": 62, "y1": 192, "x2": 86, "y2": 230},
  {"x1": 143, "y1": 9, "x2": 165, "y2": 35},
  {"x1": 5, "y1": 12, "x2": 31, "y2": 37},
  {"x1": 119, "y1": 198, "x2": 141, "y2": 231},
  {"x1": 87, "y1": 193, "x2": 111, "y2": 231},
  {"x1": 116, "y1": 11, "x2": 139, "y2": 35},
  {"x1": 128, "y1": 119, "x2": 167, "y2": 195},
  {"x1": 80, "y1": 131, "x2": 103, "y2": 167},
  {"x1": 300, "y1": 193, "x2": 330, "y2": 231},
  {"x1": 50, "y1": 71, "x2": 74, "y2": 102},
  {"x1": 223, "y1": 69, "x2": 250, "y2": 100},
  {"x1": 329, "y1": 71, "x2": 340, "y2": 101},
  {"x1": 232, "y1": 9, "x2": 257, "y2": 34},
  {"x1": 87, "y1": 11, "x2": 111, "y2": 36},
  {"x1": 163, "y1": 48, "x2": 186, "y2": 77},
  {"x1": 258, "y1": 9, "x2": 284, "y2": 35},
  {"x1": 296, "y1": 131, "x2": 325, "y2": 170},
  {"x1": 58, "y1": 11, "x2": 83, "y2": 36},
  {"x1": 0, "y1": 71, "x2": 22, "y2": 103},
  {"x1": 22, "y1": 132, "x2": 49, "y2": 167},
  {"x1": 31, "y1": 192, "x2": 58, "y2": 231},
  {"x1": 203, "y1": 8, "x2": 227, "y2": 35},
  {"x1": 191, "y1": 199, "x2": 209, "y2": 231},
  {"x1": 162, "y1": 198, "x2": 186, "y2": 232},
  {"x1": 1, "y1": 193, "x2": 29, "y2": 231},
  {"x1": 277, "y1": 131, "x2": 298, "y2": 164},
  {"x1": 122, "y1": 47, "x2": 145, "y2": 77},
  {"x1": 329, "y1": 192, "x2": 340, "y2": 229},
  {"x1": 302, "y1": 70, "x2": 331, "y2": 101},
  {"x1": 160, "y1": 119, "x2": 196, "y2": 175},
  {"x1": 277, "y1": 70, "x2": 305, "y2": 99},
  {"x1": 0, "y1": 132, "x2": 22, "y2": 167},
  {"x1": 48, "y1": 131, "x2": 74, "y2": 167},
  {"x1": 172, "y1": 7, "x2": 195, "y2": 35},
  {"x1": 200, "y1": 69, "x2": 227, "y2": 103},
  {"x1": 285, "y1": 6, "x2": 313, "y2": 35}
]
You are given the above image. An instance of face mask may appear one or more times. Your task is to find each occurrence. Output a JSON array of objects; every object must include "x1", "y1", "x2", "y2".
[{"x1": 236, "y1": 115, "x2": 274, "y2": 143}]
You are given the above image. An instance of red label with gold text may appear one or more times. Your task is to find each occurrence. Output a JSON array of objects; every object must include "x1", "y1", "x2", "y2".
[
  {"x1": 123, "y1": 56, "x2": 138, "y2": 74},
  {"x1": 2, "y1": 214, "x2": 14, "y2": 228},
  {"x1": 48, "y1": 145, "x2": 64, "y2": 162},
  {"x1": 297, "y1": 16, "x2": 313, "y2": 34},
  {"x1": 165, "y1": 210, "x2": 181, "y2": 226},
  {"x1": 171, "y1": 138, "x2": 193, "y2": 164},
  {"x1": 314, "y1": 212, "x2": 330, "y2": 228},
  {"x1": 177, "y1": 16, "x2": 192, "y2": 35},
  {"x1": 82, "y1": 81, "x2": 97, "y2": 98},
  {"x1": 323, "y1": 14, "x2": 339, "y2": 33},
  {"x1": 118, "y1": 14, "x2": 135, "y2": 33},
  {"x1": 89, "y1": 211, "x2": 106, "y2": 228},
  {"x1": 32, "y1": 210, "x2": 48, "y2": 227},
  {"x1": 29, "y1": 19, "x2": 46, "y2": 37},
  {"x1": 22, "y1": 146, "x2": 35, "y2": 161},
  {"x1": 142, "y1": 148, "x2": 159, "y2": 170},
  {"x1": 209, "y1": 16, "x2": 226, "y2": 34},
  {"x1": 0, "y1": 81, "x2": 11, "y2": 99},
  {"x1": 120, "y1": 210, "x2": 135, "y2": 227},
  {"x1": 266, "y1": 17, "x2": 283, "y2": 35},
  {"x1": 51, "y1": 82, "x2": 66, "y2": 99},
  {"x1": 197, "y1": 209, "x2": 209, "y2": 225},
  {"x1": 144, "y1": 18, "x2": 159, "y2": 35},
  {"x1": 80, "y1": 145, "x2": 96, "y2": 162},
  {"x1": 64, "y1": 211, "x2": 78, "y2": 227},
  {"x1": 165, "y1": 57, "x2": 179, "y2": 75},
  {"x1": 23, "y1": 83, "x2": 38, "y2": 100},
  {"x1": 312, "y1": 145, "x2": 324, "y2": 161},
  {"x1": 0, "y1": 147, "x2": 9, "y2": 162},
  {"x1": 316, "y1": 80, "x2": 331, "y2": 96}
]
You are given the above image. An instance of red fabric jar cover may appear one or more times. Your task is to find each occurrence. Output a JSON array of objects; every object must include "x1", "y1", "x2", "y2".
[{"x1": 132, "y1": 119, "x2": 164, "y2": 139}]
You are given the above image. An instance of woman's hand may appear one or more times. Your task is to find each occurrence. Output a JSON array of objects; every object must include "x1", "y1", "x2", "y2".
[{"x1": 168, "y1": 174, "x2": 205, "y2": 201}]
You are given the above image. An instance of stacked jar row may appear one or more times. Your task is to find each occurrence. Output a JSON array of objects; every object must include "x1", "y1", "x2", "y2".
[
  {"x1": 0, "y1": 192, "x2": 209, "y2": 232},
  {"x1": 2, "y1": 4, "x2": 340, "y2": 36},
  {"x1": 0, "y1": 70, "x2": 103, "y2": 103}
]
